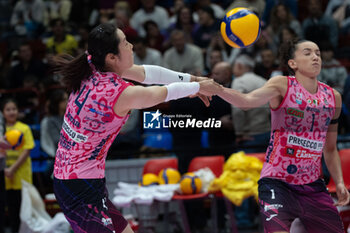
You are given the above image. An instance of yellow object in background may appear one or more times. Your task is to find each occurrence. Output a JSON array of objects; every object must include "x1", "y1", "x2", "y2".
[
  {"x1": 139, "y1": 173, "x2": 159, "y2": 186},
  {"x1": 158, "y1": 168, "x2": 181, "y2": 184},
  {"x1": 208, "y1": 151, "x2": 263, "y2": 206},
  {"x1": 180, "y1": 172, "x2": 202, "y2": 195},
  {"x1": 5, "y1": 129, "x2": 24, "y2": 148}
]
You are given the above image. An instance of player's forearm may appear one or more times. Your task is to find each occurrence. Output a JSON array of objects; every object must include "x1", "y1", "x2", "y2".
[
  {"x1": 10, "y1": 150, "x2": 30, "y2": 173},
  {"x1": 324, "y1": 149, "x2": 345, "y2": 186},
  {"x1": 218, "y1": 87, "x2": 254, "y2": 110}
]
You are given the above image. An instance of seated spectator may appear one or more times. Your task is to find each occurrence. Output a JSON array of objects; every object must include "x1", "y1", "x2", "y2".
[
  {"x1": 207, "y1": 62, "x2": 235, "y2": 157},
  {"x1": 7, "y1": 42, "x2": 47, "y2": 89},
  {"x1": 45, "y1": 18, "x2": 78, "y2": 55},
  {"x1": 10, "y1": 0, "x2": 46, "y2": 37},
  {"x1": 325, "y1": 0, "x2": 350, "y2": 35},
  {"x1": 197, "y1": 0, "x2": 225, "y2": 19},
  {"x1": 226, "y1": 0, "x2": 266, "y2": 18},
  {"x1": 132, "y1": 37, "x2": 162, "y2": 66},
  {"x1": 130, "y1": 0, "x2": 169, "y2": 37},
  {"x1": 163, "y1": 30, "x2": 204, "y2": 75},
  {"x1": 108, "y1": 1, "x2": 138, "y2": 42},
  {"x1": 43, "y1": 0, "x2": 72, "y2": 27},
  {"x1": 279, "y1": 26, "x2": 298, "y2": 44},
  {"x1": 266, "y1": 3, "x2": 302, "y2": 46},
  {"x1": 262, "y1": 0, "x2": 298, "y2": 26},
  {"x1": 302, "y1": 0, "x2": 339, "y2": 48},
  {"x1": 143, "y1": 20, "x2": 165, "y2": 53},
  {"x1": 231, "y1": 54, "x2": 271, "y2": 152},
  {"x1": 40, "y1": 89, "x2": 67, "y2": 183},
  {"x1": 169, "y1": 0, "x2": 199, "y2": 25},
  {"x1": 318, "y1": 42, "x2": 347, "y2": 94},
  {"x1": 206, "y1": 47, "x2": 226, "y2": 75},
  {"x1": 165, "y1": 5, "x2": 199, "y2": 47},
  {"x1": 193, "y1": 6, "x2": 221, "y2": 50},
  {"x1": 254, "y1": 48, "x2": 279, "y2": 80},
  {"x1": 205, "y1": 32, "x2": 229, "y2": 73}
]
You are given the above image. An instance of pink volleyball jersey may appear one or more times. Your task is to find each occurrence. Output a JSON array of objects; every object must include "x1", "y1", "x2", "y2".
[
  {"x1": 260, "y1": 76, "x2": 336, "y2": 185},
  {"x1": 54, "y1": 71, "x2": 132, "y2": 179}
]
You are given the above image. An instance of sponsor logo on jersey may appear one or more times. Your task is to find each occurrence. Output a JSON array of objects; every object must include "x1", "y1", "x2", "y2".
[
  {"x1": 287, "y1": 108, "x2": 304, "y2": 118},
  {"x1": 287, "y1": 135, "x2": 323, "y2": 152},
  {"x1": 62, "y1": 118, "x2": 88, "y2": 143}
]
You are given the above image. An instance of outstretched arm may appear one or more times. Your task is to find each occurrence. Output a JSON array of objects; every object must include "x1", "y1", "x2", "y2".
[
  {"x1": 323, "y1": 90, "x2": 350, "y2": 206},
  {"x1": 114, "y1": 79, "x2": 222, "y2": 116},
  {"x1": 122, "y1": 64, "x2": 202, "y2": 84},
  {"x1": 218, "y1": 75, "x2": 286, "y2": 110}
]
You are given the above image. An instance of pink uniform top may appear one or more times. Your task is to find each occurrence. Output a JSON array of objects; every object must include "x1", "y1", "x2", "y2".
[
  {"x1": 54, "y1": 70, "x2": 132, "y2": 179},
  {"x1": 260, "y1": 76, "x2": 336, "y2": 185}
]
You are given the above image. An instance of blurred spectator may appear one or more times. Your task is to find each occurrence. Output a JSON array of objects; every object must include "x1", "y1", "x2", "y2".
[
  {"x1": 40, "y1": 89, "x2": 67, "y2": 158},
  {"x1": 226, "y1": 0, "x2": 266, "y2": 18},
  {"x1": 231, "y1": 54, "x2": 271, "y2": 152},
  {"x1": 130, "y1": 0, "x2": 169, "y2": 37},
  {"x1": 166, "y1": 5, "x2": 199, "y2": 46},
  {"x1": 206, "y1": 47, "x2": 225, "y2": 75},
  {"x1": 3, "y1": 98, "x2": 35, "y2": 233},
  {"x1": 196, "y1": 0, "x2": 225, "y2": 19},
  {"x1": 302, "y1": 0, "x2": 339, "y2": 48},
  {"x1": 207, "y1": 62, "x2": 235, "y2": 157},
  {"x1": 266, "y1": 3, "x2": 302, "y2": 46},
  {"x1": 108, "y1": 1, "x2": 138, "y2": 42},
  {"x1": 254, "y1": 48, "x2": 279, "y2": 80},
  {"x1": 279, "y1": 26, "x2": 298, "y2": 44},
  {"x1": 0, "y1": 52, "x2": 11, "y2": 88},
  {"x1": 143, "y1": 20, "x2": 165, "y2": 53},
  {"x1": 7, "y1": 42, "x2": 47, "y2": 89},
  {"x1": 69, "y1": 0, "x2": 98, "y2": 28},
  {"x1": 45, "y1": 18, "x2": 78, "y2": 55},
  {"x1": 325, "y1": 0, "x2": 350, "y2": 35},
  {"x1": 10, "y1": 0, "x2": 46, "y2": 38},
  {"x1": 169, "y1": 0, "x2": 199, "y2": 25},
  {"x1": 40, "y1": 89, "x2": 67, "y2": 183},
  {"x1": 318, "y1": 42, "x2": 347, "y2": 94},
  {"x1": 262, "y1": 0, "x2": 298, "y2": 26},
  {"x1": 76, "y1": 24, "x2": 90, "y2": 54},
  {"x1": 132, "y1": 37, "x2": 162, "y2": 66},
  {"x1": 163, "y1": 30, "x2": 204, "y2": 75},
  {"x1": 0, "y1": 0, "x2": 13, "y2": 35},
  {"x1": 193, "y1": 6, "x2": 221, "y2": 50},
  {"x1": 231, "y1": 55, "x2": 270, "y2": 229},
  {"x1": 205, "y1": 32, "x2": 229, "y2": 73},
  {"x1": 43, "y1": 0, "x2": 72, "y2": 27}
]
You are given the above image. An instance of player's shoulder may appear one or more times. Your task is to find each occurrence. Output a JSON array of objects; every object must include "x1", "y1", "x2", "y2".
[{"x1": 266, "y1": 75, "x2": 288, "y2": 88}]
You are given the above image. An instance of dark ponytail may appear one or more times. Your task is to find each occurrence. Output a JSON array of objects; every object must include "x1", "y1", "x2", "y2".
[
  {"x1": 279, "y1": 38, "x2": 308, "y2": 75},
  {"x1": 52, "y1": 23, "x2": 120, "y2": 93}
]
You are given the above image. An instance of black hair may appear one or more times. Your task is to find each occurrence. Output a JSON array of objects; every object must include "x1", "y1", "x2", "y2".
[
  {"x1": 52, "y1": 23, "x2": 120, "y2": 93},
  {"x1": 1, "y1": 98, "x2": 18, "y2": 112},
  {"x1": 200, "y1": 6, "x2": 215, "y2": 19},
  {"x1": 279, "y1": 38, "x2": 309, "y2": 75}
]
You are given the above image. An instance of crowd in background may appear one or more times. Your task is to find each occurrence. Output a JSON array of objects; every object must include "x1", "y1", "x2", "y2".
[{"x1": 0, "y1": 0, "x2": 350, "y2": 232}]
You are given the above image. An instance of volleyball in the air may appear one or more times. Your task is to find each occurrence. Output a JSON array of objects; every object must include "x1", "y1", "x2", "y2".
[
  {"x1": 158, "y1": 168, "x2": 181, "y2": 184},
  {"x1": 180, "y1": 172, "x2": 202, "y2": 195},
  {"x1": 139, "y1": 173, "x2": 159, "y2": 186},
  {"x1": 5, "y1": 129, "x2": 24, "y2": 149},
  {"x1": 220, "y1": 7, "x2": 261, "y2": 48}
]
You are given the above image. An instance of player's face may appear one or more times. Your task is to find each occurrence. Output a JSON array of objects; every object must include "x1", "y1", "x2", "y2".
[
  {"x1": 116, "y1": 29, "x2": 134, "y2": 70},
  {"x1": 2, "y1": 102, "x2": 18, "y2": 125},
  {"x1": 291, "y1": 41, "x2": 321, "y2": 78}
]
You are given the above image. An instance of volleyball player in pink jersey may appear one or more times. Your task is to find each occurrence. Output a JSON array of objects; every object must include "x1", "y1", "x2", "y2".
[
  {"x1": 218, "y1": 39, "x2": 350, "y2": 232},
  {"x1": 52, "y1": 23, "x2": 221, "y2": 233}
]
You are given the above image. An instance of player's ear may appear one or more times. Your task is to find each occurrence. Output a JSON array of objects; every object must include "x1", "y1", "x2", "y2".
[{"x1": 288, "y1": 59, "x2": 297, "y2": 70}]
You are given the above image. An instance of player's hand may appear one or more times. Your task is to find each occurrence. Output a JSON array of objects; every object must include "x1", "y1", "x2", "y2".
[
  {"x1": 5, "y1": 167, "x2": 14, "y2": 179},
  {"x1": 190, "y1": 76, "x2": 209, "y2": 82},
  {"x1": 189, "y1": 93, "x2": 212, "y2": 107},
  {"x1": 334, "y1": 183, "x2": 350, "y2": 206},
  {"x1": 0, "y1": 137, "x2": 12, "y2": 150},
  {"x1": 198, "y1": 79, "x2": 223, "y2": 97}
]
